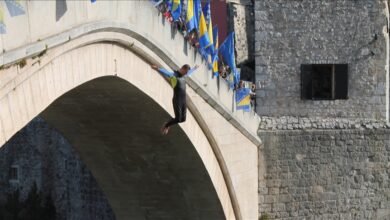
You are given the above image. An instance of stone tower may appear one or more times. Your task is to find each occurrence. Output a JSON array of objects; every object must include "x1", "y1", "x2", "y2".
[
  {"x1": 255, "y1": 1, "x2": 390, "y2": 219},
  {"x1": 255, "y1": 0, "x2": 389, "y2": 123}
]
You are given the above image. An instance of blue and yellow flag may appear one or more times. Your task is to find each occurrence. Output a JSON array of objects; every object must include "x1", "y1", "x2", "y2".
[
  {"x1": 202, "y1": 0, "x2": 211, "y2": 25},
  {"x1": 236, "y1": 88, "x2": 251, "y2": 112},
  {"x1": 213, "y1": 26, "x2": 219, "y2": 50},
  {"x1": 219, "y1": 32, "x2": 236, "y2": 73},
  {"x1": 186, "y1": 0, "x2": 197, "y2": 32},
  {"x1": 0, "y1": 6, "x2": 6, "y2": 34},
  {"x1": 212, "y1": 26, "x2": 219, "y2": 77},
  {"x1": 5, "y1": 0, "x2": 25, "y2": 17},
  {"x1": 228, "y1": 69, "x2": 235, "y2": 88},
  {"x1": 202, "y1": 0, "x2": 213, "y2": 54},
  {"x1": 198, "y1": 11, "x2": 210, "y2": 49},
  {"x1": 194, "y1": 0, "x2": 201, "y2": 29},
  {"x1": 219, "y1": 32, "x2": 239, "y2": 86},
  {"x1": 212, "y1": 54, "x2": 218, "y2": 77},
  {"x1": 166, "y1": 0, "x2": 172, "y2": 10},
  {"x1": 171, "y1": 0, "x2": 181, "y2": 21},
  {"x1": 205, "y1": 17, "x2": 214, "y2": 53}
]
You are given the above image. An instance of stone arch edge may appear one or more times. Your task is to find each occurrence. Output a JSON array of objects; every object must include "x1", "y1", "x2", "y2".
[{"x1": 0, "y1": 31, "x2": 244, "y2": 220}]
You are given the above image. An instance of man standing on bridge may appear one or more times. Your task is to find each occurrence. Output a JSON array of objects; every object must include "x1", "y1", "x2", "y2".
[{"x1": 151, "y1": 64, "x2": 199, "y2": 135}]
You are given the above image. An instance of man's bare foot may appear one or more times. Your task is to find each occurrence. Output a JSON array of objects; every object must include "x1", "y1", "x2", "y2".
[
  {"x1": 163, "y1": 126, "x2": 170, "y2": 135},
  {"x1": 160, "y1": 124, "x2": 166, "y2": 134},
  {"x1": 161, "y1": 123, "x2": 170, "y2": 135}
]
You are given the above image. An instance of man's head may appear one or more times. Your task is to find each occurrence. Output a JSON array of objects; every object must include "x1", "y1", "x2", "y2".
[{"x1": 178, "y1": 64, "x2": 191, "y2": 76}]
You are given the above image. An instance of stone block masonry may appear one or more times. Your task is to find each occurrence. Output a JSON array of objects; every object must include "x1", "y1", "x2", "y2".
[
  {"x1": 259, "y1": 116, "x2": 390, "y2": 130},
  {"x1": 255, "y1": 0, "x2": 389, "y2": 120},
  {"x1": 254, "y1": 0, "x2": 390, "y2": 219},
  {"x1": 258, "y1": 128, "x2": 390, "y2": 220},
  {"x1": 229, "y1": 0, "x2": 255, "y2": 65},
  {"x1": 0, "y1": 117, "x2": 115, "y2": 220}
]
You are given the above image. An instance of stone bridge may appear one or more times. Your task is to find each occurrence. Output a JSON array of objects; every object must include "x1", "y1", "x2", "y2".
[{"x1": 0, "y1": 1, "x2": 263, "y2": 219}]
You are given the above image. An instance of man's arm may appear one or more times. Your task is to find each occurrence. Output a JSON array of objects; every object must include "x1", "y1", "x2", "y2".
[
  {"x1": 187, "y1": 65, "x2": 199, "y2": 77},
  {"x1": 151, "y1": 64, "x2": 177, "y2": 88},
  {"x1": 151, "y1": 65, "x2": 174, "y2": 77}
]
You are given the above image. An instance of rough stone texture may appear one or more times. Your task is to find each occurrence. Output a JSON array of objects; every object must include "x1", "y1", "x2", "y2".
[
  {"x1": 229, "y1": 0, "x2": 255, "y2": 65},
  {"x1": 255, "y1": 0, "x2": 389, "y2": 120},
  {"x1": 0, "y1": 117, "x2": 116, "y2": 220},
  {"x1": 259, "y1": 116, "x2": 390, "y2": 131},
  {"x1": 228, "y1": 0, "x2": 256, "y2": 81},
  {"x1": 258, "y1": 129, "x2": 390, "y2": 220},
  {"x1": 0, "y1": 1, "x2": 259, "y2": 219},
  {"x1": 255, "y1": 1, "x2": 390, "y2": 219}
]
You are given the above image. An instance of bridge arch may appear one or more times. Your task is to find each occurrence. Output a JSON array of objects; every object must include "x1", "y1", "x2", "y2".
[
  {"x1": 40, "y1": 75, "x2": 227, "y2": 220},
  {"x1": 0, "y1": 33, "x2": 241, "y2": 219},
  {"x1": 0, "y1": 4, "x2": 260, "y2": 217}
]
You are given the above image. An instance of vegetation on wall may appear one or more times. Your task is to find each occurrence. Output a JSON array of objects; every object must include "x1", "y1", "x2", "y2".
[{"x1": 0, "y1": 182, "x2": 56, "y2": 220}]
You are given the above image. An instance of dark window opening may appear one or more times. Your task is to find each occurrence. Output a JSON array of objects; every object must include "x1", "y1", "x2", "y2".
[
  {"x1": 301, "y1": 64, "x2": 348, "y2": 100},
  {"x1": 9, "y1": 166, "x2": 19, "y2": 181}
]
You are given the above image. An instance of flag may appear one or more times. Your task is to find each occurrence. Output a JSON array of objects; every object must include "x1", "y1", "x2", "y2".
[
  {"x1": 205, "y1": 16, "x2": 214, "y2": 53},
  {"x1": 219, "y1": 32, "x2": 239, "y2": 86},
  {"x1": 213, "y1": 26, "x2": 219, "y2": 51},
  {"x1": 228, "y1": 69, "x2": 235, "y2": 88},
  {"x1": 186, "y1": 0, "x2": 197, "y2": 31},
  {"x1": 0, "y1": 6, "x2": 6, "y2": 34},
  {"x1": 198, "y1": 11, "x2": 210, "y2": 50},
  {"x1": 198, "y1": 47, "x2": 210, "y2": 67},
  {"x1": 193, "y1": 0, "x2": 201, "y2": 29},
  {"x1": 91, "y1": 0, "x2": 96, "y2": 3},
  {"x1": 234, "y1": 68, "x2": 240, "y2": 86},
  {"x1": 219, "y1": 32, "x2": 236, "y2": 71},
  {"x1": 171, "y1": 0, "x2": 181, "y2": 21},
  {"x1": 202, "y1": 17, "x2": 214, "y2": 68},
  {"x1": 5, "y1": 0, "x2": 25, "y2": 17},
  {"x1": 201, "y1": 0, "x2": 213, "y2": 56},
  {"x1": 212, "y1": 54, "x2": 218, "y2": 77},
  {"x1": 212, "y1": 26, "x2": 219, "y2": 77},
  {"x1": 56, "y1": 0, "x2": 67, "y2": 21},
  {"x1": 166, "y1": 0, "x2": 172, "y2": 9},
  {"x1": 236, "y1": 88, "x2": 251, "y2": 112},
  {"x1": 150, "y1": 0, "x2": 163, "y2": 7},
  {"x1": 202, "y1": 0, "x2": 211, "y2": 25}
]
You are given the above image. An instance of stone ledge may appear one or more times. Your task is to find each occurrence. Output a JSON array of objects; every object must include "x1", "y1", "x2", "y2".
[{"x1": 258, "y1": 116, "x2": 390, "y2": 131}]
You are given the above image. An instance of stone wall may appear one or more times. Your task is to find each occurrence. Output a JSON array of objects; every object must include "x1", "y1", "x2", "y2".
[
  {"x1": 229, "y1": 0, "x2": 254, "y2": 64},
  {"x1": 255, "y1": 0, "x2": 389, "y2": 120},
  {"x1": 258, "y1": 128, "x2": 390, "y2": 220},
  {"x1": 228, "y1": 0, "x2": 256, "y2": 81},
  {"x1": 259, "y1": 116, "x2": 390, "y2": 130},
  {"x1": 0, "y1": 117, "x2": 115, "y2": 220}
]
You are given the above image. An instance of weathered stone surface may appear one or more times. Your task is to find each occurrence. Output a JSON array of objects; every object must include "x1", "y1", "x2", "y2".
[
  {"x1": 254, "y1": 1, "x2": 390, "y2": 219},
  {"x1": 0, "y1": 3, "x2": 262, "y2": 216},
  {"x1": 254, "y1": 0, "x2": 389, "y2": 120},
  {"x1": 228, "y1": 1, "x2": 256, "y2": 82},
  {"x1": 0, "y1": 117, "x2": 115, "y2": 220},
  {"x1": 259, "y1": 116, "x2": 390, "y2": 131},
  {"x1": 258, "y1": 129, "x2": 390, "y2": 220},
  {"x1": 229, "y1": 1, "x2": 255, "y2": 65}
]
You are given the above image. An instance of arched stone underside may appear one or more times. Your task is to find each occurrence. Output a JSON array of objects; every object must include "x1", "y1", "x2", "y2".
[
  {"x1": 40, "y1": 76, "x2": 225, "y2": 220},
  {"x1": 0, "y1": 32, "x2": 259, "y2": 220},
  {"x1": 0, "y1": 41, "x2": 236, "y2": 219}
]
